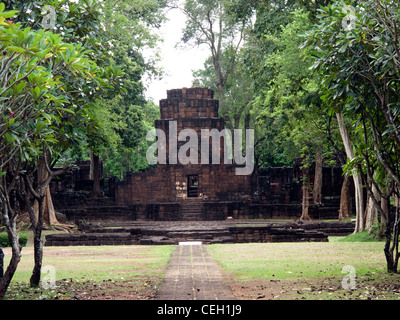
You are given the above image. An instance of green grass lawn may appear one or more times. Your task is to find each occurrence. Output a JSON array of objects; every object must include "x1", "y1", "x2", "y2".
[
  {"x1": 2, "y1": 242, "x2": 174, "y2": 300},
  {"x1": 208, "y1": 235, "x2": 400, "y2": 300},
  {"x1": 3, "y1": 229, "x2": 400, "y2": 300},
  {"x1": 208, "y1": 241, "x2": 385, "y2": 282}
]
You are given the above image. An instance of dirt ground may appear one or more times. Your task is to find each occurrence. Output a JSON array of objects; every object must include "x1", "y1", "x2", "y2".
[
  {"x1": 4, "y1": 243, "x2": 400, "y2": 300},
  {"x1": 226, "y1": 273, "x2": 400, "y2": 300},
  {"x1": 58, "y1": 276, "x2": 160, "y2": 300},
  {"x1": 3, "y1": 245, "x2": 170, "y2": 300},
  {"x1": 227, "y1": 276, "x2": 336, "y2": 300}
]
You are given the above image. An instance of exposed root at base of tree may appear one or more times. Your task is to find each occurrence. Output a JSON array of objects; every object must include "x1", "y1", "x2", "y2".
[{"x1": 16, "y1": 212, "x2": 76, "y2": 233}]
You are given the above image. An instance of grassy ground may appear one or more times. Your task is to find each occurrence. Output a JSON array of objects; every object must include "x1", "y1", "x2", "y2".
[
  {"x1": 208, "y1": 234, "x2": 400, "y2": 300},
  {"x1": 2, "y1": 236, "x2": 174, "y2": 300},
  {"x1": 3, "y1": 229, "x2": 400, "y2": 300}
]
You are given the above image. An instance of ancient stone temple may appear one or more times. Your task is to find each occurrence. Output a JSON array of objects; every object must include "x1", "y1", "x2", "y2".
[
  {"x1": 46, "y1": 87, "x2": 355, "y2": 246},
  {"x1": 51, "y1": 87, "x2": 347, "y2": 223},
  {"x1": 114, "y1": 87, "x2": 254, "y2": 218}
]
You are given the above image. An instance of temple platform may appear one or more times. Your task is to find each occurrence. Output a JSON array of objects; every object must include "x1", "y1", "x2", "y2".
[{"x1": 44, "y1": 220, "x2": 354, "y2": 246}]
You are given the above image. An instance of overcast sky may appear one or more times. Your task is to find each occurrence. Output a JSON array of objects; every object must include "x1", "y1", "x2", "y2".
[{"x1": 144, "y1": 7, "x2": 209, "y2": 104}]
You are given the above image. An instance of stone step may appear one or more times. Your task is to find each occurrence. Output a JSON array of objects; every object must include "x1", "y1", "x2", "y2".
[
  {"x1": 181, "y1": 207, "x2": 203, "y2": 211},
  {"x1": 180, "y1": 200, "x2": 204, "y2": 220},
  {"x1": 45, "y1": 232, "x2": 137, "y2": 246},
  {"x1": 167, "y1": 230, "x2": 231, "y2": 239},
  {"x1": 139, "y1": 236, "x2": 175, "y2": 245},
  {"x1": 139, "y1": 235, "x2": 234, "y2": 245},
  {"x1": 45, "y1": 221, "x2": 357, "y2": 246}
]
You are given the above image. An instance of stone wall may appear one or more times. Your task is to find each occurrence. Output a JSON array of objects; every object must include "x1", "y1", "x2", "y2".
[
  {"x1": 159, "y1": 87, "x2": 217, "y2": 119},
  {"x1": 114, "y1": 87, "x2": 254, "y2": 206},
  {"x1": 45, "y1": 221, "x2": 355, "y2": 246},
  {"x1": 203, "y1": 201, "x2": 340, "y2": 220},
  {"x1": 229, "y1": 226, "x2": 328, "y2": 243},
  {"x1": 50, "y1": 87, "x2": 349, "y2": 222}
]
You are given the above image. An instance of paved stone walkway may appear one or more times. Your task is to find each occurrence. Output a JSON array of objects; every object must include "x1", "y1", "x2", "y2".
[{"x1": 155, "y1": 243, "x2": 236, "y2": 300}]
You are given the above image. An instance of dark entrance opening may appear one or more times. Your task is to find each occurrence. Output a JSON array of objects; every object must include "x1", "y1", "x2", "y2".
[{"x1": 187, "y1": 175, "x2": 199, "y2": 197}]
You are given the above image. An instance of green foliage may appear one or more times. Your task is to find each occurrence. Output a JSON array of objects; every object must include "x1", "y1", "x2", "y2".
[
  {"x1": 337, "y1": 231, "x2": 383, "y2": 242},
  {"x1": 0, "y1": 5, "x2": 111, "y2": 175},
  {"x1": 190, "y1": 0, "x2": 343, "y2": 168},
  {"x1": 251, "y1": 9, "x2": 340, "y2": 167},
  {"x1": 76, "y1": 0, "x2": 165, "y2": 178},
  {"x1": 304, "y1": 0, "x2": 400, "y2": 198},
  {"x1": 0, "y1": 0, "x2": 164, "y2": 179},
  {"x1": 2, "y1": 0, "x2": 109, "y2": 65},
  {"x1": 0, "y1": 232, "x2": 28, "y2": 247},
  {"x1": 0, "y1": 0, "x2": 166, "y2": 180},
  {"x1": 303, "y1": 0, "x2": 400, "y2": 270},
  {"x1": 81, "y1": 97, "x2": 159, "y2": 177}
]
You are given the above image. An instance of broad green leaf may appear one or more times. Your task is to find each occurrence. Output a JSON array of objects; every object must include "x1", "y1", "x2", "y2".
[
  {"x1": 36, "y1": 122, "x2": 46, "y2": 131},
  {"x1": 7, "y1": 46, "x2": 26, "y2": 53},
  {"x1": 338, "y1": 43, "x2": 347, "y2": 53}
]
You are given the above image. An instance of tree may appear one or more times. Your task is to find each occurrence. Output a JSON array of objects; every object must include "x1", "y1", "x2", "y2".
[
  {"x1": 189, "y1": 2, "x2": 345, "y2": 220},
  {"x1": 335, "y1": 112, "x2": 364, "y2": 231},
  {"x1": 174, "y1": 0, "x2": 253, "y2": 130},
  {"x1": 251, "y1": 9, "x2": 341, "y2": 219},
  {"x1": 2, "y1": 0, "x2": 118, "y2": 207},
  {"x1": 193, "y1": 48, "x2": 254, "y2": 130},
  {"x1": 54, "y1": 0, "x2": 166, "y2": 182},
  {"x1": 0, "y1": 2, "x2": 114, "y2": 295},
  {"x1": 74, "y1": 0, "x2": 166, "y2": 182},
  {"x1": 1, "y1": 0, "x2": 164, "y2": 296},
  {"x1": 304, "y1": 0, "x2": 400, "y2": 272}
]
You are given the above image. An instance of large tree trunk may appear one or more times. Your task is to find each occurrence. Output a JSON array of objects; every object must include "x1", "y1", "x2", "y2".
[
  {"x1": 383, "y1": 197, "x2": 399, "y2": 273},
  {"x1": 313, "y1": 150, "x2": 323, "y2": 205},
  {"x1": 0, "y1": 246, "x2": 4, "y2": 279},
  {"x1": 90, "y1": 151, "x2": 102, "y2": 198},
  {"x1": 43, "y1": 184, "x2": 57, "y2": 225},
  {"x1": 353, "y1": 174, "x2": 365, "y2": 232},
  {"x1": 365, "y1": 183, "x2": 379, "y2": 231},
  {"x1": 29, "y1": 152, "x2": 62, "y2": 288},
  {"x1": 0, "y1": 243, "x2": 21, "y2": 299},
  {"x1": 30, "y1": 197, "x2": 44, "y2": 287},
  {"x1": 33, "y1": 153, "x2": 59, "y2": 226},
  {"x1": 339, "y1": 174, "x2": 352, "y2": 221},
  {"x1": 0, "y1": 198, "x2": 22, "y2": 299},
  {"x1": 300, "y1": 167, "x2": 312, "y2": 221},
  {"x1": 336, "y1": 112, "x2": 364, "y2": 232},
  {"x1": 33, "y1": 187, "x2": 57, "y2": 226}
]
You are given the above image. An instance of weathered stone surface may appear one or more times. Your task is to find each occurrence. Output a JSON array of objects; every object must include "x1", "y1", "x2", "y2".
[
  {"x1": 50, "y1": 88, "x2": 348, "y2": 223},
  {"x1": 114, "y1": 88, "x2": 254, "y2": 208},
  {"x1": 155, "y1": 244, "x2": 236, "y2": 300},
  {"x1": 44, "y1": 221, "x2": 356, "y2": 246}
]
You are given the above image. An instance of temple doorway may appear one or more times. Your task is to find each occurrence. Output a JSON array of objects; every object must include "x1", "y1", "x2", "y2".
[{"x1": 187, "y1": 175, "x2": 199, "y2": 197}]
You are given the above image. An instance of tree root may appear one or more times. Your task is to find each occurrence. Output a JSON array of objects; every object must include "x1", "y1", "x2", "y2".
[{"x1": 16, "y1": 212, "x2": 76, "y2": 233}]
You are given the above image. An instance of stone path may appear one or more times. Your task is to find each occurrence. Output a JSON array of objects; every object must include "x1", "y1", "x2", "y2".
[{"x1": 155, "y1": 243, "x2": 236, "y2": 300}]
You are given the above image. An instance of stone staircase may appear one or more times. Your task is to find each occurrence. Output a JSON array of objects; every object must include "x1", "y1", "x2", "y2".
[{"x1": 180, "y1": 199, "x2": 204, "y2": 221}]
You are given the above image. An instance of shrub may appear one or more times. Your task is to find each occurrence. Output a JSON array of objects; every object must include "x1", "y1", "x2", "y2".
[{"x1": 0, "y1": 232, "x2": 28, "y2": 247}]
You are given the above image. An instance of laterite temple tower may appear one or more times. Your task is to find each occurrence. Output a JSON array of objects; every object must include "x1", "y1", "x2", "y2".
[{"x1": 114, "y1": 87, "x2": 254, "y2": 220}]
